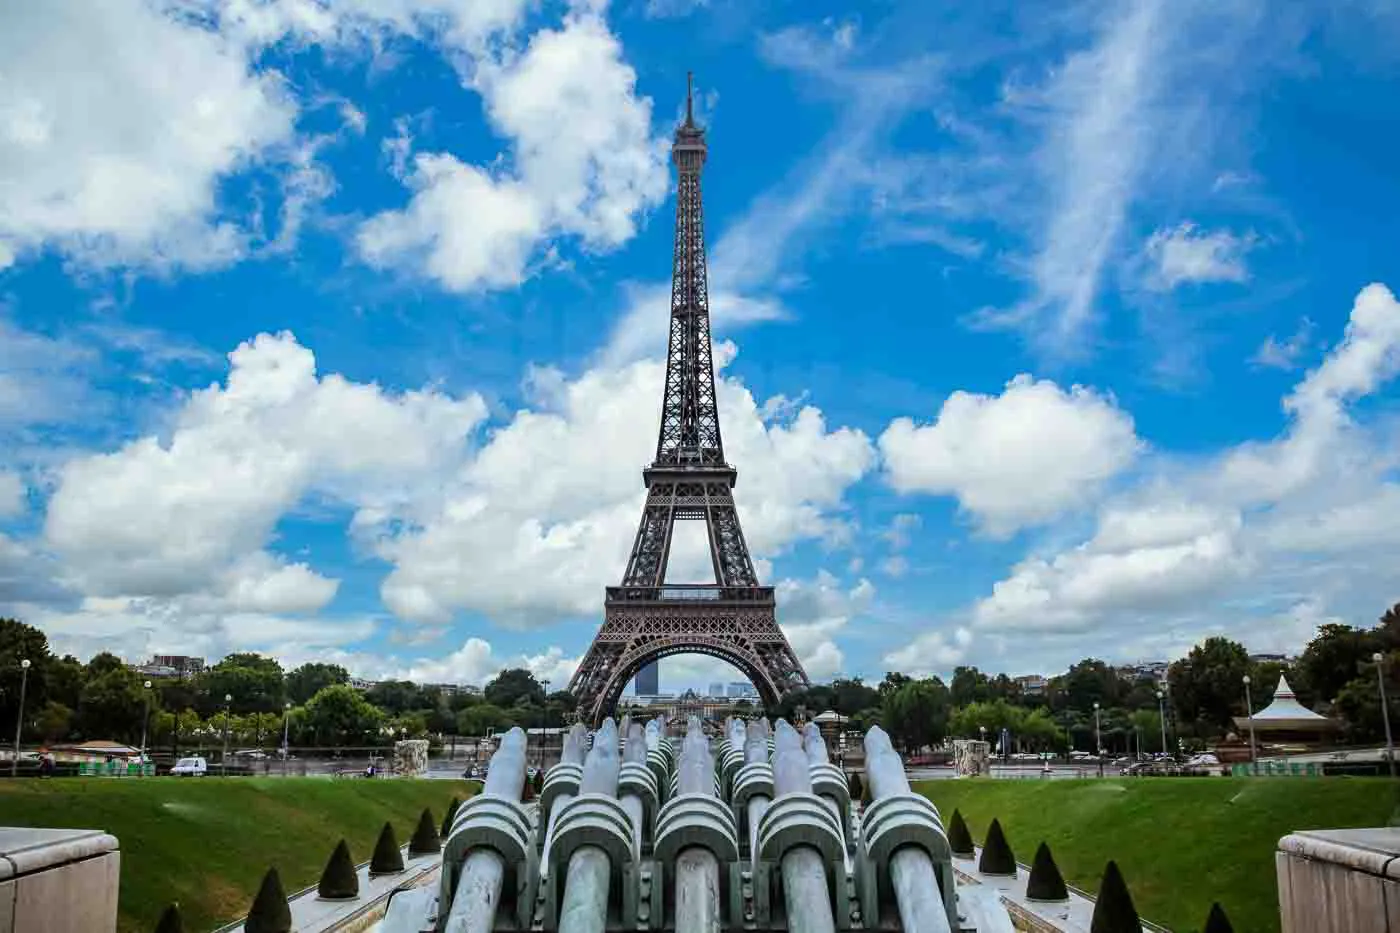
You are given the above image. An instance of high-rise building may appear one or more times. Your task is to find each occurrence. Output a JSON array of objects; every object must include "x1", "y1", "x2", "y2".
[
  {"x1": 634, "y1": 662, "x2": 660, "y2": 696},
  {"x1": 707, "y1": 682, "x2": 726, "y2": 698},
  {"x1": 728, "y1": 682, "x2": 758, "y2": 698}
]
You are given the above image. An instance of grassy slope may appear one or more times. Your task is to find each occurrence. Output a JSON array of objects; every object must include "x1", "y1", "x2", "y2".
[
  {"x1": 915, "y1": 777, "x2": 1400, "y2": 933},
  {"x1": 0, "y1": 777, "x2": 475, "y2": 933}
]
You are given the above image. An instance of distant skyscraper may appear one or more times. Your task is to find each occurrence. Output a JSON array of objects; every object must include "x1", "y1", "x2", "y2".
[
  {"x1": 634, "y1": 661, "x2": 659, "y2": 695},
  {"x1": 708, "y1": 682, "x2": 726, "y2": 697}
]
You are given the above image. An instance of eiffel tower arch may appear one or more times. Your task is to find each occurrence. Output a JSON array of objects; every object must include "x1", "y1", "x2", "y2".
[{"x1": 568, "y1": 75, "x2": 810, "y2": 725}]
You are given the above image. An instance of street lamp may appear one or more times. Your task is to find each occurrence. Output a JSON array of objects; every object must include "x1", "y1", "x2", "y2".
[
  {"x1": 1374, "y1": 653, "x2": 1395, "y2": 779},
  {"x1": 1156, "y1": 689, "x2": 1168, "y2": 758},
  {"x1": 541, "y1": 678, "x2": 552, "y2": 769},
  {"x1": 1242, "y1": 675, "x2": 1257, "y2": 763},
  {"x1": 281, "y1": 702, "x2": 292, "y2": 778},
  {"x1": 1093, "y1": 701, "x2": 1103, "y2": 777},
  {"x1": 11, "y1": 659, "x2": 30, "y2": 778},
  {"x1": 221, "y1": 694, "x2": 232, "y2": 777},
  {"x1": 139, "y1": 680, "x2": 153, "y2": 775}
]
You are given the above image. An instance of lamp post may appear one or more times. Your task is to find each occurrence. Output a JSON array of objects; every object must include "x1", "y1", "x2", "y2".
[
  {"x1": 221, "y1": 694, "x2": 232, "y2": 777},
  {"x1": 281, "y1": 701, "x2": 291, "y2": 777},
  {"x1": 139, "y1": 680, "x2": 153, "y2": 774},
  {"x1": 1242, "y1": 675, "x2": 1257, "y2": 763},
  {"x1": 541, "y1": 678, "x2": 551, "y2": 769},
  {"x1": 11, "y1": 659, "x2": 30, "y2": 777},
  {"x1": 1156, "y1": 689, "x2": 1168, "y2": 758},
  {"x1": 1093, "y1": 701, "x2": 1103, "y2": 777},
  {"x1": 1374, "y1": 652, "x2": 1395, "y2": 779}
]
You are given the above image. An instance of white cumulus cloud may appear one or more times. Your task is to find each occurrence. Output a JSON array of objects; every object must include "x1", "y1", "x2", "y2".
[{"x1": 879, "y1": 374, "x2": 1142, "y2": 536}]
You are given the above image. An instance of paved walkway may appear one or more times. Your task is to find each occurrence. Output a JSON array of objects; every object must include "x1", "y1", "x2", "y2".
[{"x1": 215, "y1": 846, "x2": 441, "y2": 933}]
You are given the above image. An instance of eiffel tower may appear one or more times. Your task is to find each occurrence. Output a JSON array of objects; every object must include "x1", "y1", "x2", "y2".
[{"x1": 568, "y1": 75, "x2": 810, "y2": 725}]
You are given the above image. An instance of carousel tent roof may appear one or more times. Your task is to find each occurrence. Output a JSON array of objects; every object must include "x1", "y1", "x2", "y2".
[{"x1": 1234, "y1": 675, "x2": 1338, "y2": 732}]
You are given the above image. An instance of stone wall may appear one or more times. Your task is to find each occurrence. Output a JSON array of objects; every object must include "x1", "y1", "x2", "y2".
[
  {"x1": 0, "y1": 827, "x2": 120, "y2": 932},
  {"x1": 1277, "y1": 827, "x2": 1400, "y2": 932}
]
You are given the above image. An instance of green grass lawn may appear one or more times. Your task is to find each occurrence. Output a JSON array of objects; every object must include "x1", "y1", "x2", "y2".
[
  {"x1": 0, "y1": 777, "x2": 475, "y2": 933},
  {"x1": 915, "y1": 777, "x2": 1400, "y2": 933}
]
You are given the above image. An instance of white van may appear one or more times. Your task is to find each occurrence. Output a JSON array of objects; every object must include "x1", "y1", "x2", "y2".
[{"x1": 170, "y1": 756, "x2": 208, "y2": 777}]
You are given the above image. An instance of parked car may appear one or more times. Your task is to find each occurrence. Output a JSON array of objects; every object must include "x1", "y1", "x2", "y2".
[{"x1": 170, "y1": 756, "x2": 208, "y2": 777}]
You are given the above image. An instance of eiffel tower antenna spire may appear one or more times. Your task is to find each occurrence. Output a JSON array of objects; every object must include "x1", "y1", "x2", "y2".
[{"x1": 567, "y1": 74, "x2": 810, "y2": 724}]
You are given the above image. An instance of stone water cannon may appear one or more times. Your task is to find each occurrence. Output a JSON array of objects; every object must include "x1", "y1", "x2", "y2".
[
  {"x1": 437, "y1": 726, "x2": 537, "y2": 933},
  {"x1": 653, "y1": 717, "x2": 741, "y2": 933},
  {"x1": 853, "y1": 726, "x2": 958, "y2": 933},
  {"x1": 716, "y1": 716, "x2": 748, "y2": 800},
  {"x1": 749, "y1": 720, "x2": 855, "y2": 933},
  {"x1": 731, "y1": 719, "x2": 775, "y2": 860},
  {"x1": 803, "y1": 722, "x2": 854, "y2": 848}
]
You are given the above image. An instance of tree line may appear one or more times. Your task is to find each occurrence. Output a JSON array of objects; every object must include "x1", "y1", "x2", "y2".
[
  {"x1": 0, "y1": 619, "x2": 573, "y2": 752},
  {"x1": 3, "y1": 600, "x2": 1395, "y2": 755},
  {"x1": 767, "y1": 602, "x2": 1400, "y2": 755}
]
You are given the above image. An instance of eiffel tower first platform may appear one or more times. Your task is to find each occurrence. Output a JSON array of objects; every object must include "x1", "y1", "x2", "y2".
[{"x1": 568, "y1": 76, "x2": 810, "y2": 725}]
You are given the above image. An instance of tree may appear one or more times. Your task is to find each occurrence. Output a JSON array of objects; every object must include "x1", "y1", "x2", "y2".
[
  {"x1": 457, "y1": 703, "x2": 511, "y2": 737},
  {"x1": 35, "y1": 701, "x2": 73, "y2": 742},
  {"x1": 1168, "y1": 637, "x2": 1249, "y2": 735},
  {"x1": 1018, "y1": 708, "x2": 1066, "y2": 752},
  {"x1": 1297, "y1": 623, "x2": 1379, "y2": 704},
  {"x1": 1060, "y1": 659, "x2": 1123, "y2": 711},
  {"x1": 197, "y1": 653, "x2": 286, "y2": 715},
  {"x1": 367, "y1": 680, "x2": 424, "y2": 715},
  {"x1": 77, "y1": 667, "x2": 148, "y2": 741},
  {"x1": 303, "y1": 685, "x2": 383, "y2": 746},
  {"x1": 484, "y1": 669, "x2": 545, "y2": 708},
  {"x1": 882, "y1": 679, "x2": 951, "y2": 752},
  {"x1": 0, "y1": 618, "x2": 54, "y2": 740},
  {"x1": 829, "y1": 678, "x2": 880, "y2": 716},
  {"x1": 878, "y1": 672, "x2": 912, "y2": 698},
  {"x1": 286, "y1": 663, "x2": 349, "y2": 705},
  {"x1": 950, "y1": 667, "x2": 990, "y2": 707},
  {"x1": 1128, "y1": 709, "x2": 1164, "y2": 753}
]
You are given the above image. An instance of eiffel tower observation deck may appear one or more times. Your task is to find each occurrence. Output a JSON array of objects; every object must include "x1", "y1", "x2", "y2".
[{"x1": 568, "y1": 76, "x2": 809, "y2": 725}]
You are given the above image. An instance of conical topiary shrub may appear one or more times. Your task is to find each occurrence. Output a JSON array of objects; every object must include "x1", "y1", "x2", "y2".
[
  {"x1": 245, "y1": 867, "x2": 292, "y2": 933},
  {"x1": 533, "y1": 768, "x2": 544, "y2": 794},
  {"x1": 369, "y1": 821, "x2": 405, "y2": 876},
  {"x1": 1090, "y1": 860, "x2": 1141, "y2": 933},
  {"x1": 317, "y1": 839, "x2": 359, "y2": 900},
  {"x1": 847, "y1": 771, "x2": 863, "y2": 800},
  {"x1": 441, "y1": 796, "x2": 461, "y2": 837},
  {"x1": 947, "y1": 809, "x2": 975, "y2": 857},
  {"x1": 978, "y1": 818, "x2": 1016, "y2": 876},
  {"x1": 154, "y1": 902, "x2": 185, "y2": 933},
  {"x1": 409, "y1": 808, "x2": 441, "y2": 856},
  {"x1": 1203, "y1": 902, "x2": 1234, "y2": 933},
  {"x1": 1025, "y1": 841, "x2": 1069, "y2": 902}
]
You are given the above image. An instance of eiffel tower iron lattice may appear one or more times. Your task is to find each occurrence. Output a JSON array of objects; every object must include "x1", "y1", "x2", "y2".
[{"x1": 568, "y1": 75, "x2": 810, "y2": 725}]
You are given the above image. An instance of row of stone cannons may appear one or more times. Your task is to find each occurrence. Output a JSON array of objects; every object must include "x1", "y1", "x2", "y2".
[
  {"x1": 148, "y1": 716, "x2": 1246, "y2": 933},
  {"x1": 364, "y1": 715, "x2": 1006, "y2": 933}
]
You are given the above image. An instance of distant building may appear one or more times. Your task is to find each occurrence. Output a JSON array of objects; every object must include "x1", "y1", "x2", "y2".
[
  {"x1": 1249, "y1": 653, "x2": 1290, "y2": 664},
  {"x1": 1013, "y1": 674, "x2": 1047, "y2": 696},
  {"x1": 1116, "y1": 661, "x2": 1169, "y2": 681},
  {"x1": 424, "y1": 683, "x2": 481, "y2": 697},
  {"x1": 132, "y1": 663, "x2": 181, "y2": 680},
  {"x1": 727, "y1": 682, "x2": 758, "y2": 698},
  {"x1": 634, "y1": 662, "x2": 660, "y2": 696},
  {"x1": 148, "y1": 655, "x2": 205, "y2": 677},
  {"x1": 707, "y1": 682, "x2": 726, "y2": 698},
  {"x1": 349, "y1": 677, "x2": 379, "y2": 691}
]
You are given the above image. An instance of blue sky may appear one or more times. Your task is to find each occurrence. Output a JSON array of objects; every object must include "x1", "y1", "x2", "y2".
[{"x1": 2, "y1": 0, "x2": 1398, "y2": 692}]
